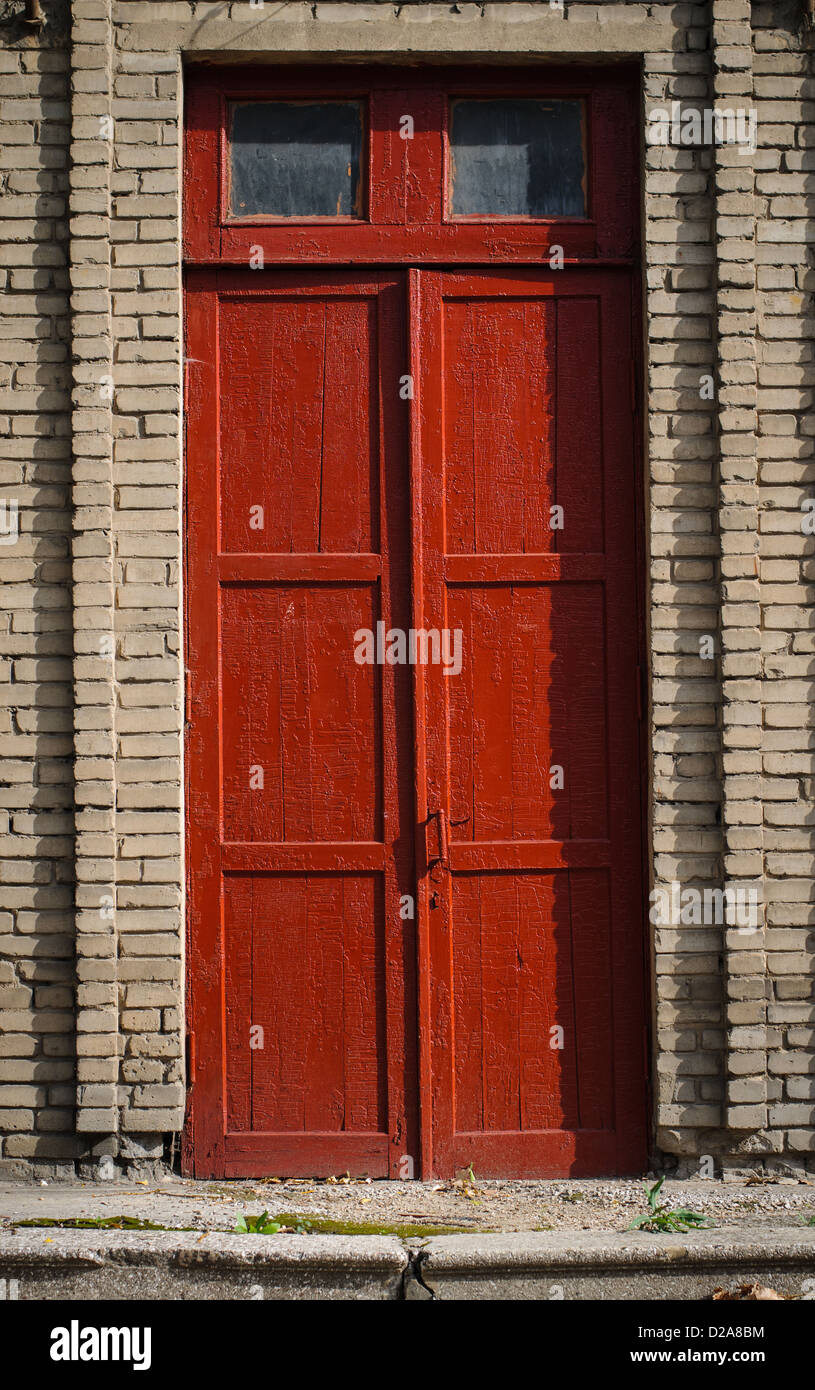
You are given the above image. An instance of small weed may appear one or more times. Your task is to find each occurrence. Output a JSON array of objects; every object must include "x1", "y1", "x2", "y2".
[
  {"x1": 627, "y1": 1177, "x2": 714, "y2": 1234},
  {"x1": 454, "y1": 1164, "x2": 481, "y2": 1204},
  {"x1": 234, "y1": 1211, "x2": 293, "y2": 1234},
  {"x1": 801, "y1": 1214, "x2": 815, "y2": 1227},
  {"x1": 562, "y1": 1191, "x2": 585, "y2": 1204}
]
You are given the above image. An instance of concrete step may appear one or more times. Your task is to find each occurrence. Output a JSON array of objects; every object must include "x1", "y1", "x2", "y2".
[
  {"x1": 408, "y1": 1226, "x2": 815, "y2": 1300},
  {"x1": 0, "y1": 1230, "x2": 407, "y2": 1300},
  {"x1": 1, "y1": 1225, "x2": 814, "y2": 1300}
]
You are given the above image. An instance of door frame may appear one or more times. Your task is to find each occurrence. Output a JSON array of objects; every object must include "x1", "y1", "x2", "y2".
[{"x1": 182, "y1": 64, "x2": 651, "y2": 1179}]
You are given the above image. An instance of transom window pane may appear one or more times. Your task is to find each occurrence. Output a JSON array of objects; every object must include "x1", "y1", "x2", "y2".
[
  {"x1": 229, "y1": 101, "x2": 364, "y2": 219},
  {"x1": 450, "y1": 99, "x2": 586, "y2": 219}
]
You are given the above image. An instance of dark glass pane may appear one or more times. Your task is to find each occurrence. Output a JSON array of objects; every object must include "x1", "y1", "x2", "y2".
[
  {"x1": 229, "y1": 101, "x2": 363, "y2": 219},
  {"x1": 450, "y1": 99, "x2": 586, "y2": 218}
]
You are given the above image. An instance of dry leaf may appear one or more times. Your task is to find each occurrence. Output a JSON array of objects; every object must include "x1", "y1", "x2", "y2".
[{"x1": 713, "y1": 1282, "x2": 786, "y2": 1301}]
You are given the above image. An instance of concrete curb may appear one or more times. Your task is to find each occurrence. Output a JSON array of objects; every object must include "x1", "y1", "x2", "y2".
[
  {"x1": 1, "y1": 1226, "x2": 814, "y2": 1300},
  {"x1": 409, "y1": 1228, "x2": 815, "y2": 1300},
  {"x1": 0, "y1": 1231, "x2": 408, "y2": 1300}
]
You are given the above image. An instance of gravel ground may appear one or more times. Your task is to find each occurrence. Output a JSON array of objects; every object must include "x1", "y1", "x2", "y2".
[{"x1": 2, "y1": 1174, "x2": 815, "y2": 1235}]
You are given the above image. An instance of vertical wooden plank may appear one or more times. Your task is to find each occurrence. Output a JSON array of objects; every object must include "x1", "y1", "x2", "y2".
[
  {"x1": 517, "y1": 876, "x2": 559, "y2": 1130},
  {"x1": 290, "y1": 302, "x2": 328, "y2": 554},
  {"x1": 480, "y1": 872, "x2": 520, "y2": 1132},
  {"x1": 411, "y1": 267, "x2": 457, "y2": 1177},
  {"x1": 344, "y1": 875, "x2": 388, "y2": 1133},
  {"x1": 444, "y1": 296, "x2": 555, "y2": 556},
  {"x1": 512, "y1": 585, "x2": 552, "y2": 841},
  {"x1": 183, "y1": 272, "x2": 224, "y2": 1177},
  {"x1": 304, "y1": 875, "x2": 346, "y2": 1132},
  {"x1": 373, "y1": 87, "x2": 445, "y2": 228},
  {"x1": 555, "y1": 297, "x2": 603, "y2": 554},
  {"x1": 376, "y1": 276, "x2": 418, "y2": 1175},
  {"x1": 452, "y1": 874, "x2": 483, "y2": 1133},
  {"x1": 407, "y1": 267, "x2": 433, "y2": 1179},
  {"x1": 471, "y1": 585, "x2": 514, "y2": 841},
  {"x1": 570, "y1": 869, "x2": 614, "y2": 1132},
  {"x1": 224, "y1": 875, "x2": 252, "y2": 1133},
  {"x1": 446, "y1": 585, "x2": 474, "y2": 836},
  {"x1": 320, "y1": 298, "x2": 376, "y2": 553},
  {"x1": 183, "y1": 74, "x2": 221, "y2": 261},
  {"x1": 599, "y1": 272, "x2": 649, "y2": 1173},
  {"x1": 250, "y1": 875, "x2": 307, "y2": 1131}
]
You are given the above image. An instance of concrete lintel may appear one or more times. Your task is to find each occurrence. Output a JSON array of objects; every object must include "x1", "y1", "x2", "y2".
[{"x1": 115, "y1": 11, "x2": 679, "y2": 59}]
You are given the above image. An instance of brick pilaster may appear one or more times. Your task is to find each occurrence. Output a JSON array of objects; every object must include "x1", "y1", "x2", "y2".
[
  {"x1": 69, "y1": 0, "x2": 119, "y2": 1140},
  {"x1": 711, "y1": 0, "x2": 767, "y2": 1136}
]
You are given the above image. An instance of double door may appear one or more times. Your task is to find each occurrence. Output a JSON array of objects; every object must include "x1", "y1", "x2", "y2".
[{"x1": 184, "y1": 263, "x2": 648, "y2": 1178}]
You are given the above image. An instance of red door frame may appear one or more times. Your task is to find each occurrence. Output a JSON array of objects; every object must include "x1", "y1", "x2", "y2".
[{"x1": 183, "y1": 65, "x2": 650, "y2": 1179}]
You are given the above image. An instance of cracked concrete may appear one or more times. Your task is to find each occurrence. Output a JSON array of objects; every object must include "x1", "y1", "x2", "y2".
[
  {"x1": 1, "y1": 1178, "x2": 814, "y2": 1299},
  {"x1": 3, "y1": 1175, "x2": 815, "y2": 1234}
]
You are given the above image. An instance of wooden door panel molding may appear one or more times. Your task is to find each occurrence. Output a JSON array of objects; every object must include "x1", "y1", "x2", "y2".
[
  {"x1": 221, "y1": 844, "x2": 386, "y2": 873},
  {"x1": 448, "y1": 841, "x2": 611, "y2": 872},
  {"x1": 444, "y1": 554, "x2": 607, "y2": 584}
]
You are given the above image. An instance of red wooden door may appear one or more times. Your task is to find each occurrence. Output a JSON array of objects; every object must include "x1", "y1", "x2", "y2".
[
  {"x1": 412, "y1": 268, "x2": 648, "y2": 1177},
  {"x1": 184, "y1": 67, "x2": 648, "y2": 1180},
  {"x1": 184, "y1": 270, "x2": 418, "y2": 1177}
]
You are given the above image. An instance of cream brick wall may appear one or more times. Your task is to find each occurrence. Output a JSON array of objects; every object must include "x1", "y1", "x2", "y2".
[
  {"x1": 0, "y1": 1, "x2": 75, "y2": 1171},
  {"x1": 1, "y1": 0, "x2": 813, "y2": 1178},
  {"x1": 753, "y1": 0, "x2": 815, "y2": 1160},
  {"x1": 643, "y1": 3, "x2": 724, "y2": 1166}
]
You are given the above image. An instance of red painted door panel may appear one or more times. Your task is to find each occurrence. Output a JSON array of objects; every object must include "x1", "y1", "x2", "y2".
[
  {"x1": 413, "y1": 269, "x2": 647, "y2": 1177},
  {"x1": 184, "y1": 271, "x2": 417, "y2": 1178}
]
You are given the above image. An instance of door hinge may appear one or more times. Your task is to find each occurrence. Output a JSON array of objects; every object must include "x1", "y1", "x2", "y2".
[
  {"x1": 184, "y1": 669, "x2": 192, "y2": 724},
  {"x1": 186, "y1": 1032, "x2": 196, "y2": 1087},
  {"x1": 426, "y1": 807, "x2": 449, "y2": 872}
]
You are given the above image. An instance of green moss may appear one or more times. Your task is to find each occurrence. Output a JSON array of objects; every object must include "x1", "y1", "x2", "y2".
[
  {"x1": 269, "y1": 1211, "x2": 471, "y2": 1238},
  {"x1": 12, "y1": 1211, "x2": 477, "y2": 1239},
  {"x1": 14, "y1": 1216, "x2": 195, "y2": 1232}
]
